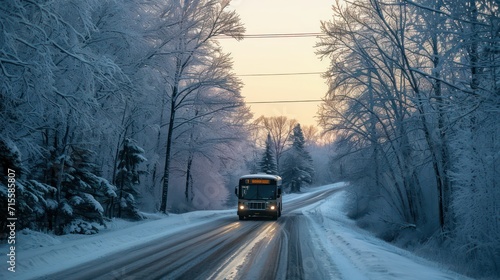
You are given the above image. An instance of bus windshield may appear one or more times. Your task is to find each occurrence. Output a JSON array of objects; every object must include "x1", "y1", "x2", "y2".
[{"x1": 241, "y1": 185, "x2": 276, "y2": 200}]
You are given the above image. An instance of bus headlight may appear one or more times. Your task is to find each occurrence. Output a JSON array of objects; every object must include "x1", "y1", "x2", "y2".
[
  {"x1": 239, "y1": 205, "x2": 245, "y2": 210},
  {"x1": 270, "y1": 205, "x2": 276, "y2": 210}
]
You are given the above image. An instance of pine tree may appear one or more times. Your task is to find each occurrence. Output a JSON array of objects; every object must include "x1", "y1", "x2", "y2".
[
  {"x1": 115, "y1": 138, "x2": 146, "y2": 220},
  {"x1": 281, "y1": 124, "x2": 314, "y2": 192},
  {"x1": 258, "y1": 134, "x2": 278, "y2": 175},
  {"x1": 0, "y1": 138, "x2": 57, "y2": 233},
  {"x1": 55, "y1": 147, "x2": 117, "y2": 235}
]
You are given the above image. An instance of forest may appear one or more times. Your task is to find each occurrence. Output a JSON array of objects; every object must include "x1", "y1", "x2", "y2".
[
  {"x1": 0, "y1": 0, "x2": 323, "y2": 236},
  {"x1": 317, "y1": 0, "x2": 499, "y2": 277},
  {"x1": 0, "y1": 0, "x2": 498, "y2": 278},
  {"x1": 0, "y1": 0, "x2": 249, "y2": 234}
]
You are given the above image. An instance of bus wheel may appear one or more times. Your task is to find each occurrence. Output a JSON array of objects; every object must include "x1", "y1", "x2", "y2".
[{"x1": 239, "y1": 215, "x2": 244, "y2": 220}]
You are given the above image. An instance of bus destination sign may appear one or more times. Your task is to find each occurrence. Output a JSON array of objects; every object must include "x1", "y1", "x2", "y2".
[{"x1": 247, "y1": 179, "x2": 271, "y2": 184}]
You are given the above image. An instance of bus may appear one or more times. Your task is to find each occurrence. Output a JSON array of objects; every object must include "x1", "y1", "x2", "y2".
[{"x1": 234, "y1": 174, "x2": 282, "y2": 220}]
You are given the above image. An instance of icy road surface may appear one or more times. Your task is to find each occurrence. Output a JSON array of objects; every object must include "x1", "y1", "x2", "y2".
[{"x1": 2, "y1": 183, "x2": 469, "y2": 280}]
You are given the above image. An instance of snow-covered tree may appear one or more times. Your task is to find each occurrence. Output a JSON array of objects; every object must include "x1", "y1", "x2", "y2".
[
  {"x1": 0, "y1": 0, "x2": 124, "y2": 159},
  {"x1": 114, "y1": 139, "x2": 146, "y2": 220},
  {"x1": 55, "y1": 148, "x2": 117, "y2": 235},
  {"x1": 281, "y1": 124, "x2": 314, "y2": 193},
  {"x1": 170, "y1": 81, "x2": 251, "y2": 210},
  {"x1": 0, "y1": 138, "x2": 57, "y2": 233},
  {"x1": 158, "y1": 0, "x2": 245, "y2": 213},
  {"x1": 258, "y1": 134, "x2": 278, "y2": 175}
]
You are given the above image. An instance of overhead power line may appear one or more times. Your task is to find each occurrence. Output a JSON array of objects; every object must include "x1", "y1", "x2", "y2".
[
  {"x1": 237, "y1": 72, "x2": 323, "y2": 77},
  {"x1": 246, "y1": 99, "x2": 322, "y2": 104},
  {"x1": 217, "y1": 32, "x2": 324, "y2": 39}
]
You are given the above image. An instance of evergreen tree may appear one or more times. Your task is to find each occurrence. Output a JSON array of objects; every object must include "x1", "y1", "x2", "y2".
[
  {"x1": 0, "y1": 138, "x2": 57, "y2": 233},
  {"x1": 281, "y1": 124, "x2": 314, "y2": 192},
  {"x1": 115, "y1": 138, "x2": 146, "y2": 220},
  {"x1": 258, "y1": 134, "x2": 278, "y2": 175},
  {"x1": 55, "y1": 148, "x2": 117, "y2": 235}
]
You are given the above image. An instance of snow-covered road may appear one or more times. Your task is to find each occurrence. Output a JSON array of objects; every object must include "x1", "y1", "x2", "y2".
[{"x1": 1, "y1": 183, "x2": 469, "y2": 280}]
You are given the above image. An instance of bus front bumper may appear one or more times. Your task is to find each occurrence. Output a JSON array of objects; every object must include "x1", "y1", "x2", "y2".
[
  {"x1": 237, "y1": 206, "x2": 279, "y2": 218},
  {"x1": 237, "y1": 209, "x2": 277, "y2": 217}
]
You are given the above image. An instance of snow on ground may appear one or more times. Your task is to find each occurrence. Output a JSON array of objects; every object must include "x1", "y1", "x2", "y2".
[
  {"x1": 297, "y1": 187, "x2": 471, "y2": 280},
  {"x1": 0, "y1": 183, "x2": 468, "y2": 280},
  {"x1": 1, "y1": 210, "x2": 233, "y2": 279}
]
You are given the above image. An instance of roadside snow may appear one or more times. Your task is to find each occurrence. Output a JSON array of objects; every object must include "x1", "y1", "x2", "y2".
[
  {"x1": 0, "y1": 210, "x2": 233, "y2": 280},
  {"x1": 299, "y1": 189, "x2": 471, "y2": 280}
]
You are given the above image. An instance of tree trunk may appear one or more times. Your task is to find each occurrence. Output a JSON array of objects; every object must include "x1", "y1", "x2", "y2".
[
  {"x1": 184, "y1": 152, "x2": 194, "y2": 202},
  {"x1": 160, "y1": 86, "x2": 177, "y2": 213},
  {"x1": 54, "y1": 120, "x2": 71, "y2": 235},
  {"x1": 431, "y1": 19, "x2": 449, "y2": 231},
  {"x1": 151, "y1": 94, "x2": 167, "y2": 200}
]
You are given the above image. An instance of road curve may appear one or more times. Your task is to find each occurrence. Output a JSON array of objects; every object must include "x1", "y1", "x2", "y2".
[{"x1": 40, "y1": 187, "x2": 342, "y2": 280}]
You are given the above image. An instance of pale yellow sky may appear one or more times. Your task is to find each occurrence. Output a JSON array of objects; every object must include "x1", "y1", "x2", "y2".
[{"x1": 219, "y1": 0, "x2": 334, "y2": 127}]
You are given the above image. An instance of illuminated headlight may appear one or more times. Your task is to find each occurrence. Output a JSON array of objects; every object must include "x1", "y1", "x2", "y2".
[
  {"x1": 239, "y1": 205, "x2": 245, "y2": 210},
  {"x1": 270, "y1": 205, "x2": 276, "y2": 210}
]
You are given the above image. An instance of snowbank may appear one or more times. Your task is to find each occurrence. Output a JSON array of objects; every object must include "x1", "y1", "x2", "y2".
[
  {"x1": 299, "y1": 189, "x2": 471, "y2": 280},
  {"x1": 0, "y1": 210, "x2": 232, "y2": 279}
]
